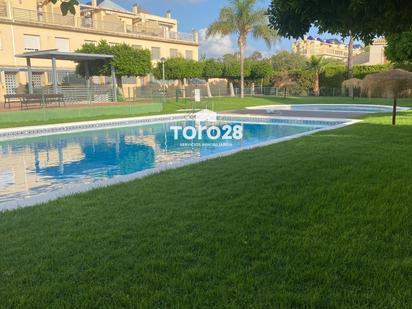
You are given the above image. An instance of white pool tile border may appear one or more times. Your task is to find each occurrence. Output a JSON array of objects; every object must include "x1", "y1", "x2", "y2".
[
  {"x1": 0, "y1": 114, "x2": 360, "y2": 212},
  {"x1": 246, "y1": 104, "x2": 410, "y2": 113},
  {"x1": 0, "y1": 114, "x2": 190, "y2": 142}
]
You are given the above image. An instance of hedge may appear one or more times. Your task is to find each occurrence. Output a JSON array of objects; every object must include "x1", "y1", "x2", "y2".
[{"x1": 319, "y1": 64, "x2": 391, "y2": 89}]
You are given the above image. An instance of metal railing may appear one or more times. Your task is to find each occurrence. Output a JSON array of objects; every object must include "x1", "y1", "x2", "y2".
[
  {"x1": 0, "y1": 4, "x2": 7, "y2": 17},
  {"x1": 81, "y1": 17, "x2": 124, "y2": 33},
  {"x1": 33, "y1": 86, "x2": 114, "y2": 104},
  {"x1": 126, "y1": 24, "x2": 164, "y2": 38},
  {"x1": 169, "y1": 31, "x2": 195, "y2": 42},
  {"x1": 130, "y1": 85, "x2": 399, "y2": 101},
  {"x1": 13, "y1": 8, "x2": 75, "y2": 26},
  {"x1": 9, "y1": 7, "x2": 197, "y2": 43}
]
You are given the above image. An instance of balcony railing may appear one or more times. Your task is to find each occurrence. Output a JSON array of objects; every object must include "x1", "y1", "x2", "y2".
[
  {"x1": 0, "y1": 3, "x2": 7, "y2": 17},
  {"x1": 8, "y1": 7, "x2": 197, "y2": 44},
  {"x1": 81, "y1": 17, "x2": 124, "y2": 33},
  {"x1": 13, "y1": 7, "x2": 75, "y2": 26}
]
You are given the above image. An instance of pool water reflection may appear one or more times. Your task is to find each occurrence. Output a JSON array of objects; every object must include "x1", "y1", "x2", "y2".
[{"x1": 0, "y1": 118, "x2": 343, "y2": 205}]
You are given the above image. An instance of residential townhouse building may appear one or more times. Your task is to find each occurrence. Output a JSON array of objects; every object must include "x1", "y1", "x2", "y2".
[{"x1": 0, "y1": 0, "x2": 199, "y2": 96}]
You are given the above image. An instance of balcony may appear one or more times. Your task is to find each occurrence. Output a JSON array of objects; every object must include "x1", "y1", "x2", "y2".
[
  {"x1": 3, "y1": 7, "x2": 197, "y2": 44},
  {"x1": 13, "y1": 7, "x2": 75, "y2": 26}
]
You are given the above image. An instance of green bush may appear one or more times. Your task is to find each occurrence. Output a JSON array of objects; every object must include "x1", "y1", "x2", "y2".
[
  {"x1": 393, "y1": 63, "x2": 412, "y2": 72},
  {"x1": 353, "y1": 64, "x2": 391, "y2": 79},
  {"x1": 320, "y1": 65, "x2": 346, "y2": 89},
  {"x1": 289, "y1": 70, "x2": 315, "y2": 95},
  {"x1": 319, "y1": 64, "x2": 391, "y2": 89},
  {"x1": 152, "y1": 57, "x2": 204, "y2": 81}
]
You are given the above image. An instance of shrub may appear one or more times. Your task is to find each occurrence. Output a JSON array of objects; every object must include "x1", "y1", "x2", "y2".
[
  {"x1": 319, "y1": 64, "x2": 391, "y2": 89},
  {"x1": 152, "y1": 57, "x2": 204, "y2": 82},
  {"x1": 353, "y1": 64, "x2": 391, "y2": 79},
  {"x1": 289, "y1": 70, "x2": 315, "y2": 95},
  {"x1": 202, "y1": 59, "x2": 224, "y2": 81},
  {"x1": 320, "y1": 65, "x2": 346, "y2": 89}
]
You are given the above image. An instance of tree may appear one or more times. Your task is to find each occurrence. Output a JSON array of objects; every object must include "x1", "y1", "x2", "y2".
[
  {"x1": 153, "y1": 57, "x2": 204, "y2": 98},
  {"x1": 249, "y1": 59, "x2": 273, "y2": 91},
  {"x1": 268, "y1": 1, "x2": 357, "y2": 93},
  {"x1": 385, "y1": 32, "x2": 412, "y2": 65},
  {"x1": 153, "y1": 57, "x2": 204, "y2": 82},
  {"x1": 200, "y1": 59, "x2": 224, "y2": 98},
  {"x1": 202, "y1": 59, "x2": 224, "y2": 81},
  {"x1": 267, "y1": 0, "x2": 412, "y2": 97},
  {"x1": 222, "y1": 53, "x2": 240, "y2": 63},
  {"x1": 308, "y1": 56, "x2": 325, "y2": 96},
  {"x1": 271, "y1": 51, "x2": 308, "y2": 72},
  {"x1": 268, "y1": 0, "x2": 412, "y2": 44},
  {"x1": 347, "y1": 31, "x2": 354, "y2": 97},
  {"x1": 223, "y1": 58, "x2": 252, "y2": 84},
  {"x1": 249, "y1": 60, "x2": 273, "y2": 81},
  {"x1": 43, "y1": 0, "x2": 79, "y2": 15},
  {"x1": 76, "y1": 40, "x2": 152, "y2": 90},
  {"x1": 207, "y1": 0, "x2": 278, "y2": 99},
  {"x1": 248, "y1": 51, "x2": 263, "y2": 61}
]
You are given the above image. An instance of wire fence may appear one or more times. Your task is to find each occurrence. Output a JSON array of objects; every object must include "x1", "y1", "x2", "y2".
[
  {"x1": 35, "y1": 86, "x2": 114, "y2": 104},
  {"x1": 122, "y1": 85, "x2": 384, "y2": 101}
]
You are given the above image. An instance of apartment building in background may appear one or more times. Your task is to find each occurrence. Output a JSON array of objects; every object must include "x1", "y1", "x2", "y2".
[
  {"x1": 293, "y1": 35, "x2": 364, "y2": 61},
  {"x1": 293, "y1": 36, "x2": 388, "y2": 66},
  {"x1": 352, "y1": 38, "x2": 388, "y2": 65},
  {"x1": 0, "y1": 0, "x2": 199, "y2": 96}
]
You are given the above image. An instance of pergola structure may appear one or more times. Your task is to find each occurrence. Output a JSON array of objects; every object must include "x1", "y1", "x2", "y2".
[{"x1": 15, "y1": 50, "x2": 117, "y2": 102}]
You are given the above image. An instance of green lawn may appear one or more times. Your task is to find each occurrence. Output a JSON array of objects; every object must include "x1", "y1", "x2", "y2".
[
  {"x1": 1, "y1": 103, "x2": 412, "y2": 307},
  {"x1": 1, "y1": 96, "x2": 412, "y2": 129}
]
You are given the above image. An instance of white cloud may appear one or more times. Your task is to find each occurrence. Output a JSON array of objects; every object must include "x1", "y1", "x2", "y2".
[
  {"x1": 198, "y1": 28, "x2": 286, "y2": 59},
  {"x1": 198, "y1": 28, "x2": 235, "y2": 58}
]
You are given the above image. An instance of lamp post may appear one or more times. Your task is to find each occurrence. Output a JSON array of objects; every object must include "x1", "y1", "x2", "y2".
[{"x1": 160, "y1": 57, "x2": 166, "y2": 87}]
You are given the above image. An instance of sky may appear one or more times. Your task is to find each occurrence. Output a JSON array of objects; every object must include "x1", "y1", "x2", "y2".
[{"x1": 82, "y1": 0, "x2": 359, "y2": 58}]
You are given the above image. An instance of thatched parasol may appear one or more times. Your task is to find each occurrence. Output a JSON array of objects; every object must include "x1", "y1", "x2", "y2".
[
  {"x1": 276, "y1": 78, "x2": 297, "y2": 98},
  {"x1": 362, "y1": 69, "x2": 412, "y2": 125},
  {"x1": 342, "y1": 78, "x2": 363, "y2": 100}
]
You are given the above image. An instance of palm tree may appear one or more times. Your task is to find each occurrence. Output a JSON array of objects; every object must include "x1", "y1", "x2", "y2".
[
  {"x1": 308, "y1": 56, "x2": 325, "y2": 96},
  {"x1": 207, "y1": 0, "x2": 278, "y2": 99},
  {"x1": 347, "y1": 30, "x2": 354, "y2": 97}
]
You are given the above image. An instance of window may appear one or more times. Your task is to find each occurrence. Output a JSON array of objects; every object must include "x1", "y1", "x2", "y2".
[
  {"x1": 132, "y1": 45, "x2": 142, "y2": 49},
  {"x1": 109, "y1": 42, "x2": 119, "y2": 47},
  {"x1": 24, "y1": 34, "x2": 40, "y2": 51},
  {"x1": 170, "y1": 49, "x2": 178, "y2": 58},
  {"x1": 151, "y1": 47, "x2": 160, "y2": 60},
  {"x1": 185, "y1": 50, "x2": 193, "y2": 60},
  {"x1": 55, "y1": 37, "x2": 70, "y2": 52}
]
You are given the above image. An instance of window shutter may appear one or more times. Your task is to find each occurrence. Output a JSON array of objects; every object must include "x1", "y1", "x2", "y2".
[
  {"x1": 24, "y1": 35, "x2": 40, "y2": 51},
  {"x1": 56, "y1": 38, "x2": 70, "y2": 52}
]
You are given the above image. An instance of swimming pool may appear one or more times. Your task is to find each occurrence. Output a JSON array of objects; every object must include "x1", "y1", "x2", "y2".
[
  {"x1": 247, "y1": 104, "x2": 410, "y2": 114},
  {"x1": 0, "y1": 114, "x2": 354, "y2": 210}
]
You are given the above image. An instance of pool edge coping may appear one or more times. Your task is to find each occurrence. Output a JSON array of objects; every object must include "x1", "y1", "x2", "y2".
[{"x1": 246, "y1": 103, "x2": 411, "y2": 113}]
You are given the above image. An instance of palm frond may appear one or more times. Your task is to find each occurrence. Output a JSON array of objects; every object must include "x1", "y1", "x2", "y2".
[
  {"x1": 206, "y1": 6, "x2": 237, "y2": 38},
  {"x1": 252, "y1": 24, "x2": 279, "y2": 48}
]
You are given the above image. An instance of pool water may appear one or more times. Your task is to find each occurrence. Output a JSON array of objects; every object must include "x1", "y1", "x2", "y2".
[
  {"x1": 0, "y1": 117, "x2": 345, "y2": 206},
  {"x1": 248, "y1": 104, "x2": 410, "y2": 113}
]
